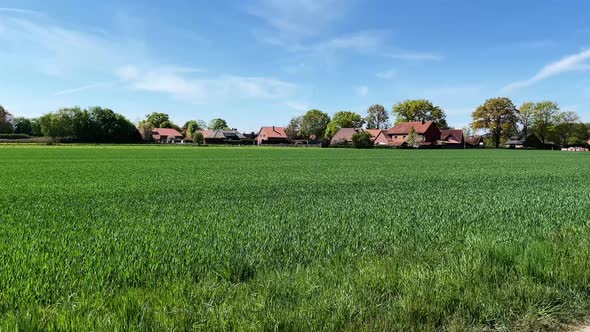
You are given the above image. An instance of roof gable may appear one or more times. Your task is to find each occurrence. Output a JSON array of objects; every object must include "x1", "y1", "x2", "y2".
[
  {"x1": 440, "y1": 129, "x2": 463, "y2": 142},
  {"x1": 258, "y1": 126, "x2": 288, "y2": 139},
  {"x1": 387, "y1": 121, "x2": 435, "y2": 135},
  {"x1": 153, "y1": 128, "x2": 183, "y2": 137}
]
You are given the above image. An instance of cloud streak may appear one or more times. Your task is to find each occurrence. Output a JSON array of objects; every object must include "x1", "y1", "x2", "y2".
[
  {"x1": 53, "y1": 82, "x2": 114, "y2": 96},
  {"x1": 117, "y1": 65, "x2": 297, "y2": 103},
  {"x1": 502, "y1": 49, "x2": 590, "y2": 92}
]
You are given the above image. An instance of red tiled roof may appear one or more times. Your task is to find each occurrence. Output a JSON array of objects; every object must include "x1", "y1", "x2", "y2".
[
  {"x1": 440, "y1": 129, "x2": 463, "y2": 143},
  {"x1": 330, "y1": 128, "x2": 360, "y2": 144},
  {"x1": 366, "y1": 129, "x2": 385, "y2": 140},
  {"x1": 152, "y1": 128, "x2": 183, "y2": 137},
  {"x1": 197, "y1": 129, "x2": 213, "y2": 138},
  {"x1": 387, "y1": 121, "x2": 434, "y2": 135},
  {"x1": 258, "y1": 126, "x2": 287, "y2": 139}
]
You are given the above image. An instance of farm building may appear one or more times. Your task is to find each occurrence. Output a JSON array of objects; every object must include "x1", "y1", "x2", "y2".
[
  {"x1": 372, "y1": 130, "x2": 390, "y2": 145},
  {"x1": 330, "y1": 128, "x2": 362, "y2": 145},
  {"x1": 505, "y1": 134, "x2": 544, "y2": 149},
  {"x1": 152, "y1": 128, "x2": 183, "y2": 143},
  {"x1": 204, "y1": 129, "x2": 247, "y2": 144},
  {"x1": 330, "y1": 128, "x2": 388, "y2": 146},
  {"x1": 385, "y1": 121, "x2": 441, "y2": 147},
  {"x1": 257, "y1": 126, "x2": 288, "y2": 145},
  {"x1": 439, "y1": 129, "x2": 464, "y2": 148},
  {"x1": 466, "y1": 135, "x2": 484, "y2": 148}
]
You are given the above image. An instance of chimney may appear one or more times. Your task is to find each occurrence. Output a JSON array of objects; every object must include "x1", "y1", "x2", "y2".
[{"x1": 421, "y1": 119, "x2": 425, "y2": 125}]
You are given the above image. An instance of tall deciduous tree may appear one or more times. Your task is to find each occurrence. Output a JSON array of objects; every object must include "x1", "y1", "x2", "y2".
[
  {"x1": 209, "y1": 118, "x2": 229, "y2": 130},
  {"x1": 138, "y1": 121, "x2": 154, "y2": 141},
  {"x1": 145, "y1": 112, "x2": 170, "y2": 128},
  {"x1": 553, "y1": 111, "x2": 581, "y2": 146},
  {"x1": 300, "y1": 109, "x2": 330, "y2": 139},
  {"x1": 471, "y1": 97, "x2": 518, "y2": 148},
  {"x1": 0, "y1": 104, "x2": 14, "y2": 133},
  {"x1": 365, "y1": 104, "x2": 390, "y2": 129},
  {"x1": 392, "y1": 99, "x2": 448, "y2": 129},
  {"x1": 325, "y1": 111, "x2": 365, "y2": 139},
  {"x1": 518, "y1": 102, "x2": 535, "y2": 138},
  {"x1": 12, "y1": 117, "x2": 33, "y2": 135},
  {"x1": 285, "y1": 116, "x2": 303, "y2": 140},
  {"x1": 531, "y1": 101, "x2": 559, "y2": 143}
]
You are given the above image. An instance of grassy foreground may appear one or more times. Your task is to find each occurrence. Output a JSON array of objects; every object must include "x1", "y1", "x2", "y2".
[{"x1": 1, "y1": 145, "x2": 589, "y2": 331}]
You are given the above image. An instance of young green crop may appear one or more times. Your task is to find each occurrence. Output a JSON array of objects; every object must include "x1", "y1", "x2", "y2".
[{"x1": 0, "y1": 145, "x2": 589, "y2": 331}]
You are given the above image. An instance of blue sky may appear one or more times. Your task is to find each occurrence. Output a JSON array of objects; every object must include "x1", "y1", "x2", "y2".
[{"x1": 1, "y1": 0, "x2": 589, "y2": 131}]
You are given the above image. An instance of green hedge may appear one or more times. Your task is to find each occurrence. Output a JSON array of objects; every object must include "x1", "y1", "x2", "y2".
[{"x1": 0, "y1": 134, "x2": 31, "y2": 139}]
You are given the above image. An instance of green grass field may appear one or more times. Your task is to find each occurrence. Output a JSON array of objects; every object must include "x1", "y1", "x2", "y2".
[{"x1": 1, "y1": 145, "x2": 590, "y2": 331}]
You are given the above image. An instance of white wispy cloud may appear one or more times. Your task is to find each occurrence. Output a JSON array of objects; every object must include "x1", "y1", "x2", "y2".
[
  {"x1": 53, "y1": 82, "x2": 114, "y2": 96},
  {"x1": 117, "y1": 65, "x2": 297, "y2": 103},
  {"x1": 355, "y1": 85, "x2": 369, "y2": 97},
  {"x1": 376, "y1": 68, "x2": 396, "y2": 80},
  {"x1": 248, "y1": 1, "x2": 440, "y2": 62},
  {"x1": 502, "y1": 49, "x2": 590, "y2": 92},
  {"x1": 285, "y1": 101, "x2": 310, "y2": 112},
  {"x1": 0, "y1": 7, "x2": 44, "y2": 16},
  {"x1": 385, "y1": 51, "x2": 443, "y2": 61},
  {"x1": 246, "y1": 0, "x2": 350, "y2": 38},
  {"x1": 0, "y1": 10, "x2": 298, "y2": 104}
]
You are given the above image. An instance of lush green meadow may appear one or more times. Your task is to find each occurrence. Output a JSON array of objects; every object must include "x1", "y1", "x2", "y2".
[{"x1": 1, "y1": 145, "x2": 589, "y2": 331}]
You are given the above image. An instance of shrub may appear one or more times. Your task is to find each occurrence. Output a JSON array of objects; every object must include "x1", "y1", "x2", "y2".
[{"x1": 352, "y1": 131, "x2": 373, "y2": 148}]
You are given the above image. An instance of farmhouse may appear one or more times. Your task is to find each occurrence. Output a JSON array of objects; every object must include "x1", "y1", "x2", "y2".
[
  {"x1": 466, "y1": 135, "x2": 484, "y2": 148},
  {"x1": 152, "y1": 128, "x2": 183, "y2": 143},
  {"x1": 385, "y1": 121, "x2": 441, "y2": 147},
  {"x1": 204, "y1": 129, "x2": 247, "y2": 144},
  {"x1": 330, "y1": 128, "x2": 362, "y2": 145},
  {"x1": 257, "y1": 126, "x2": 288, "y2": 145},
  {"x1": 330, "y1": 128, "x2": 388, "y2": 146},
  {"x1": 439, "y1": 129, "x2": 464, "y2": 148},
  {"x1": 505, "y1": 134, "x2": 544, "y2": 149}
]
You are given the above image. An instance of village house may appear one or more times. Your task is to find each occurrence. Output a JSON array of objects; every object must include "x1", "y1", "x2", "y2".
[
  {"x1": 439, "y1": 129, "x2": 464, "y2": 148},
  {"x1": 257, "y1": 126, "x2": 288, "y2": 145},
  {"x1": 204, "y1": 129, "x2": 247, "y2": 144},
  {"x1": 330, "y1": 128, "x2": 388, "y2": 146},
  {"x1": 385, "y1": 121, "x2": 441, "y2": 147},
  {"x1": 465, "y1": 135, "x2": 484, "y2": 148},
  {"x1": 505, "y1": 134, "x2": 544, "y2": 149},
  {"x1": 152, "y1": 128, "x2": 183, "y2": 143}
]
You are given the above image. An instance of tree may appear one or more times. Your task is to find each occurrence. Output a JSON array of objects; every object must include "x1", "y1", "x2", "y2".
[
  {"x1": 145, "y1": 112, "x2": 170, "y2": 128},
  {"x1": 138, "y1": 121, "x2": 154, "y2": 141},
  {"x1": 518, "y1": 102, "x2": 535, "y2": 138},
  {"x1": 405, "y1": 127, "x2": 423, "y2": 148},
  {"x1": 13, "y1": 117, "x2": 33, "y2": 135},
  {"x1": 553, "y1": 111, "x2": 581, "y2": 146},
  {"x1": 184, "y1": 120, "x2": 203, "y2": 137},
  {"x1": 285, "y1": 116, "x2": 303, "y2": 140},
  {"x1": 192, "y1": 131, "x2": 204, "y2": 145},
  {"x1": 392, "y1": 99, "x2": 448, "y2": 128},
  {"x1": 209, "y1": 118, "x2": 229, "y2": 130},
  {"x1": 531, "y1": 101, "x2": 559, "y2": 144},
  {"x1": 471, "y1": 97, "x2": 518, "y2": 148},
  {"x1": 365, "y1": 104, "x2": 390, "y2": 129},
  {"x1": 30, "y1": 119, "x2": 42, "y2": 136},
  {"x1": 300, "y1": 109, "x2": 330, "y2": 139},
  {"x1": 351, "y1": 131, "x2": 373, "y2": 148},
  {"x1": 0, "y1": 104, "x2": 14, "y2": 134},
  {"x1": 325, "y1": 111, "x2": 365, "y2": 139}
]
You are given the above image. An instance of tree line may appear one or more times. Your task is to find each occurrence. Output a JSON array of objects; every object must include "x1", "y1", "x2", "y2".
[
  {"x1": 0, "y1": 106, "x2": 140, "y2": 142},
  {"x1": 471, "y1": 98, "x2": 589, "y2": 148},
  {"x1": 1, "y1": 98, "x2": 588, "y2": 146}
]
